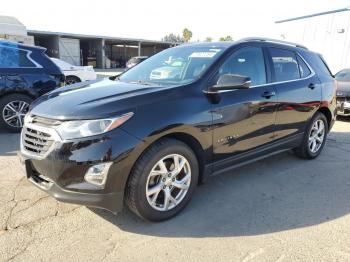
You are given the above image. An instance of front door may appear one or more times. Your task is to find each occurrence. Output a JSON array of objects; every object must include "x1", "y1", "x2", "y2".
[{"x1": 211, "y1": 46, "x2": 277, "y2": 169}]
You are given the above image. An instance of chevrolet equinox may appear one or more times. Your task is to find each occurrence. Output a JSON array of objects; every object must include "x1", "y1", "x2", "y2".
[{"x1": 20, "y1": 38, "x2": 336, "y2": 221}]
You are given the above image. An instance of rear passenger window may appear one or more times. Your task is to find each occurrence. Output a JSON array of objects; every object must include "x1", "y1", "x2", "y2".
[
  {"x1": 0, "y1": 46, "x2": 37, "y2": 68},
  {"x1": 269, "y1": 48, "x2": 299, "y2": 82},
  {"x1": 296, "y1": 55, "x2": 311, "y2": 78}
]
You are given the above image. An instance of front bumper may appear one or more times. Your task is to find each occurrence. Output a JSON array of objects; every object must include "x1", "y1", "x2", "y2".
[
  {"x1": 23, "y1": 158, "x2": 123, "y2": 213},
  {"x1": 20, "y1": 127, "x2": 142, "y2": 213}
]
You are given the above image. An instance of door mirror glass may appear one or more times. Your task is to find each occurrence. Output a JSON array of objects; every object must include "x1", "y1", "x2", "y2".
[{"x1": 210, "y1": 74, "x2": 251, "y2": 91}]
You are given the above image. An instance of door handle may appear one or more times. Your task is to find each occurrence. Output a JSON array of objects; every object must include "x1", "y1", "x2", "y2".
[
  {"x1": 261, "y1": 91, "x2": 276, "y2": 99},
  {"x1": 308, "y1": 83, "x2": 316, "y2": 90}
]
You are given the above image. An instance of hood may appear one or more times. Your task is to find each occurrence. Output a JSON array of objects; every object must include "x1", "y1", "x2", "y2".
[{"x1": 30, "y1": 78, "x2": 165, "y2": 120}]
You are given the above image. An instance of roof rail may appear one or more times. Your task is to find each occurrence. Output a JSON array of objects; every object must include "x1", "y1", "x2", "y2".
[{"x1": 240, "y1": 37, "x2": 308, "y2": 50}]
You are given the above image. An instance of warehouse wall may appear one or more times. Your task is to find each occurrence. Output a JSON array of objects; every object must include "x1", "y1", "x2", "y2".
[{"x1": 277, "y1": 11, "x2": 350, "y2": 73}]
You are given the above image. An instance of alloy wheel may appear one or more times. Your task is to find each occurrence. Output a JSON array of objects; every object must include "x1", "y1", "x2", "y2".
[
  {"x1": 66, "y1": 79, "x2": 77, "y2": 85},
  {"x1": 146, "y1": 154, "x2": 191, "y2": 211},
  {"x1": 308, "y1": 119, "x2": 325, "y2": 153},
  {"x1": 2, "y1": 100, "x2": 30, "y2": 128}
]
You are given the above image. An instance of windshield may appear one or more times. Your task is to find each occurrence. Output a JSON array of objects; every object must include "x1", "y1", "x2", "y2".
[{"x1": 119, "y1": 45, "x2": 225, "y2": 86}]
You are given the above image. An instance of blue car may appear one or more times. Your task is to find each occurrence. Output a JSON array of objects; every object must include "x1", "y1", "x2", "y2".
[{"x1": 0, "y1": 40, "x2": 64, "y2": 132}]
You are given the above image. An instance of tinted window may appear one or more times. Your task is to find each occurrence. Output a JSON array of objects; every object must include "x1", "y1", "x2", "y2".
[
  {"x1": 270, "y1": 48, "x2": 299, "y2": 82},
  {"x1": 297, "y1": 55, "x2": 311, "y2": 78},
  {"x1": 218, "y1": 47, "x2": 266, "y2": 86},
  {"x1": 0, "y1": 46, "x2": 37, "y2": 68},
  {"x1": 317, "y1": 55, "x2": 333, "y2": 76}
]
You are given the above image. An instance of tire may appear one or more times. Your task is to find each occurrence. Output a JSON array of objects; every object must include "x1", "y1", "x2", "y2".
[
  {"x1": 65, "y1": 76, "x2": 81, "y2": 85},
  {"x1": 294, "y1": 112, "x2": 328, "y2": 159},
  {"x1": 125, "y1": 138, "x2": 199, "y2": 221},
  {"x1": 0, "y1": 94, "x2": 33, "y2": 133}
]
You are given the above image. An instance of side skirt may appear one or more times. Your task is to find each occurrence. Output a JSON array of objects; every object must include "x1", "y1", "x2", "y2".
[{"x1": 202, "y1": 133, "x2": 303, "y2": 179}]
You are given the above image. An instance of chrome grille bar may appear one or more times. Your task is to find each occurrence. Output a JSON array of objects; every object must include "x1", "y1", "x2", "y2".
[{"x1": 21, "y1": 115, "x2": 62, "y2": 159}]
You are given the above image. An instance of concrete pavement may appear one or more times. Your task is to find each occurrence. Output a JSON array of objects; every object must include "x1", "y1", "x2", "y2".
[{"x1": 1, "y1": 119, "x2": 350, "y2": 261}]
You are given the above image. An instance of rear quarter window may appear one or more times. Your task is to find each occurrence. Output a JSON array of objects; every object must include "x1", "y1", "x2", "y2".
[
  {"x1": 302, "y1": 52, "x2": 333, "y2": 78},
  {"x1": 0, "y1": 46, "x2": 38, "y2": 68}
]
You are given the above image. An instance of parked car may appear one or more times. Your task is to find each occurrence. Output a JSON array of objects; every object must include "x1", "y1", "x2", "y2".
[
  {"x1": 0, "y1": 40, "x2": 64, "y2": 132},
  {"x1": 50, "y1": 58, "x2": 96, "y2": 85},
  {"x1": 126, "y1": 56, "x2": 148, "y2": 69},
  {"x1": 20, "y1": 38, "x2": 336, "y2": 221},
  {"x1": 335, "y1": 68, "x2": 350, "y2": 116},
  {"x1": 150, "y1": 58, "x2": 185, "y2": 80}
]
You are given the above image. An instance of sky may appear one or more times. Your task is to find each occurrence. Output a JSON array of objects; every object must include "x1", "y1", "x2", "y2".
[{"x1": 1, "y1": 0, "x2": 350, "y2": 41}]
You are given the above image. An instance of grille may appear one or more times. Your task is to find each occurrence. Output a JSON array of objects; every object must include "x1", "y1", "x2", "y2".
[{"x1": 22, "y1": 127, "x2": 54, "y2": 157}]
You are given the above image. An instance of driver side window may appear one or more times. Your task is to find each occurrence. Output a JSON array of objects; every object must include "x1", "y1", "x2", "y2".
[{"x1": 218, "y1": 47, "x2": 267, "y2": 86}]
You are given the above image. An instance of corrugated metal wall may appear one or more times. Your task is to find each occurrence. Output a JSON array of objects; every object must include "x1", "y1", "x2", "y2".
[
  {"x1": 59, "y1": 37, "x2": 81, "y2": 66},
  {"x1": 277, "y1": 11, "x2": 350, "y2": 73}
]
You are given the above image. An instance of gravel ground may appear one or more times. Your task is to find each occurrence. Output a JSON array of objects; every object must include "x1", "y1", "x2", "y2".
[{"x1": 1, "y1": 118, "x2": 350, "y2": 262}]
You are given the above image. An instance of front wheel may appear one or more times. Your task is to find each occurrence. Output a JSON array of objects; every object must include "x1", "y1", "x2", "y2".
[
  {"x1": 294, "y1": 112, "x2": 328, "y2": 159},
  {"x1": 125, "y1": 139, "x2": 199, "y2": 221}
]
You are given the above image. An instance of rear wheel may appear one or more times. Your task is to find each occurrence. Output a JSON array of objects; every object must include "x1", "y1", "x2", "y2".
[
  {"x1": 0, "y1": 94, "x2": 32, "y2": 132},
  {"x1": 125, "y1": 139, "x2": 199, "y2": 221},
  {"x1": 65, "y1": 76, "x2": 81, "y2": 85},
  {"x1": 294, "y1": 112, "x2": 328, "y2": 159}
]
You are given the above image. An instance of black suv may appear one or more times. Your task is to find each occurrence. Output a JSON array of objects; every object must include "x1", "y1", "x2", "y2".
[
  {"x1": 20, "y1": 38, "x2": 336, "y2": 221},
  {"x1": 0, "y1": 40, "x2": 64, "y2": 132}
]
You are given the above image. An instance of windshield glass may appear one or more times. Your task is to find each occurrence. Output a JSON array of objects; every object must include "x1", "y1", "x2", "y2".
[{"x1": 119, "y1": 45, "x2": 225, "y2": 86}]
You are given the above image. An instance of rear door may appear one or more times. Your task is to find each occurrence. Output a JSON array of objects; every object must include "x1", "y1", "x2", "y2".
[{"x1": 267, "y1": 47, "x2": 322, "y2": 140}]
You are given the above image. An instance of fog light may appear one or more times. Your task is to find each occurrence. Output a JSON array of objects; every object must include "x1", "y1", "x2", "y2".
[{"x1": 84, "y1": 162, "x2": 113, "y2": 187}]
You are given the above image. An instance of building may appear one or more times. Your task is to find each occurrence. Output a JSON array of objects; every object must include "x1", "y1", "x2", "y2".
[
  {"x1": 0, "y1": 15, "x2": 173, "y2": 69},
  {"x1": 28, "y1": 30, "x2": 172, "y2": 69},
  {"x1": 275, "y1": 7, "x2": 350, "y2": 73},
  {"x1": 0, "y1": 15, "x2": 34, "y2": 45}
]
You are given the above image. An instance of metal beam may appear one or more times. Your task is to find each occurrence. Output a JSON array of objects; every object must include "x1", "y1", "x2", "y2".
[
  {"x1": 138, "y1": 42, "x2": 141, "y2": 56},
  {"x1": 275, "y1": 7, "x2": 350, "y2": 24}
]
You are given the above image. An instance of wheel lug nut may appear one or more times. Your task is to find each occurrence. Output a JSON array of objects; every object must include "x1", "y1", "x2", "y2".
[
  {"x1": 172, "y1": 178, "x2": 175, "y2": 182},
  {"x1": 168, "y1": 173, "x2": 171, "y2": 177},
  {"x1": 163, "y1": 185, "x2": 166, "y2": 189},
  {"x1": 162, "y1": 178, "x2": 166, "y2": 182}
]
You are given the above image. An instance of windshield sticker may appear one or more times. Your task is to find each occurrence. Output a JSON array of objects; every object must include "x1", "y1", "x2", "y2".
[{"x1": 189, "y1": 52, "x2": 217, "y2": 58}]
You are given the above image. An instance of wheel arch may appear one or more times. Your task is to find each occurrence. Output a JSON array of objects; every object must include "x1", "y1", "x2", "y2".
[
  {"x1": 66, "y1": 75, "x2": 81, "y2": 82},
  {"x1": 126, "y1": 131, "x2": 207, "y2": 188},
  {"x1": 0, "y1": 90, "x2": 36, "y2": 100},
  {"x1": 317, "y1": 107, "x2": 332, "y2": 130},
  {"x1": 161, "y1": 132, "x2": 206, "y2": 183}
]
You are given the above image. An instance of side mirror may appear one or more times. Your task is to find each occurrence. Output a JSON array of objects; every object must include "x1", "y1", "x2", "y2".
[{"x1": 209, "y1": 74, "x2": 251, "y2": 92}]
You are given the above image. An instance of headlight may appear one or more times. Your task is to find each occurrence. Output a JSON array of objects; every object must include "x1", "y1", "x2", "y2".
[{"x1": 55, "y1": 112, "x2": 133, "y2": 140}]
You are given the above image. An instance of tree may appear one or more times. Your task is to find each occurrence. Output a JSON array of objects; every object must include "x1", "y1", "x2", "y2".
[
  {"x1": 205, "y1": 37, "x2": 213, "y2": 42},
  {"x1": 182, "y1": 28, "x2": 193, "y2": 42},
  {"x1": 162, "y1": 33, "x2": 184, "y2": 44},
  {"x1": 219, "y1": 36, "x2": 233, "y2": 41}
]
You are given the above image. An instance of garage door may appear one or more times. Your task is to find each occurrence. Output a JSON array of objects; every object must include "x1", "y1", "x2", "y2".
[{"x1": 59, "y1": 38, "x2": 80, "y2": 66}]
